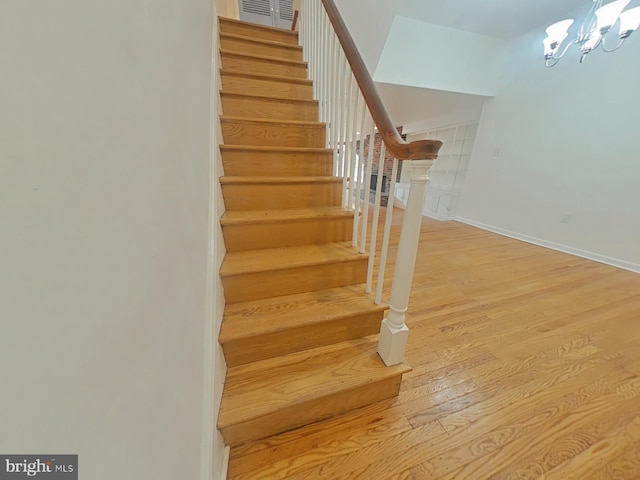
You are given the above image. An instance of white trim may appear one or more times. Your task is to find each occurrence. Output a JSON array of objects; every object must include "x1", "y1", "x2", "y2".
[
  {"x1": 230, "y1": 0, "x2": 240, "y2": 19},
  {"x1": 455, "y1": 217, "x2": 640, "y2": 274},
  {"x1": 220, "y1": 446, "x2": 231, "y2": 480},
  {"x1": 201, "y1": 4, "x2": 220, "y2": 479}
]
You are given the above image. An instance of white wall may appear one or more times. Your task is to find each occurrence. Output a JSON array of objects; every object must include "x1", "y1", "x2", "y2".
[
  {"x1": 0, "y1": 1, "x2": 224, "y2": 478},
  {"x1": 375, "y1": 16, "x2": 508, "y2": 96},
  {"x1": 377, "y1": 82, "x2": 486, "y2": 132},
  {"x1": 333, "y1": 0, "x2": 398, "y2": 74},
  {"x1": 457, "y1": 25, "x2": 640, "y2": 272},
  {"x1": 402, "y1": 103, "x2": 483, "y2": 138},
  {"x1": 211, "y1": 6, "x2": 230, "y2": 479},
  {"x1": 211, "y1": 18, "x2": 230, "y2": 480}
]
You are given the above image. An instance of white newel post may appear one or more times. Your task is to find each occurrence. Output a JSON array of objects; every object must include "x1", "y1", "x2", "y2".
[{"x1": 377, "y1": 159, "x2": 433, "y2": 366}]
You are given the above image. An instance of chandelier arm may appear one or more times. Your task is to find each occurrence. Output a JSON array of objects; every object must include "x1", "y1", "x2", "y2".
[
  {"x1": 545, "y1": 57, "x2": 561, "y2": 67},
  {"x1": 551, "y1": 38, "x2": 577, "y2": 60},
  {"x1": 601, "y1": 36, "x2": 626, "y2": 52},
  {"x1": 578, "y1": 0, "x2": 602, "y2": 38}
]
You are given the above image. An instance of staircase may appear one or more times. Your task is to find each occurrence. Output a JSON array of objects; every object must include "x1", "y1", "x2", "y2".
[{"x1": 216, "y1": 17, "x2": 411, "y2": 447}]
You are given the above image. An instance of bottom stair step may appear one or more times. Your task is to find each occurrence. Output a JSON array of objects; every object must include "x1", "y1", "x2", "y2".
[
  {"x1": 217, "y1": 335, "x2": 411, "y2": 446},
  {"x1": 220, "y1": 284, "x2": 387, "y2": 366}
]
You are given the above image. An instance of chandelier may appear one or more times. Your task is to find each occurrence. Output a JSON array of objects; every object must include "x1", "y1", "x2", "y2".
[{"x1": 543, "y1": 0, "x2": 640, "y2": 66}]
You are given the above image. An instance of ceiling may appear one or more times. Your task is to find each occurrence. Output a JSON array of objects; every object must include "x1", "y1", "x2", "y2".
[
  {"x1": 368, "y1": 0, "x2": 597, "y2": 129},
  {"x1": 395, "y1": 0, "x2": 588, "y2": 39}
]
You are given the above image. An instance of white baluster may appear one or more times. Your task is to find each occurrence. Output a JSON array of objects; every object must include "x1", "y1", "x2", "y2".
[
  {"x1": 323, "y1": 18, "x2": 331, "y2": 132},
  {"x1": 359, "y1": 123, "x2": 376, "y2": 254},
  {"x1": 329, "y1": 34, "x2": 340, "y2": 152},
  {"x1": 347, "y1": 90, "x2": 360, "y2": 211},
  {"x1": 307, "y1": 1, "x2": 312, "y2": 61},
  {"x1": 305, "y1": 0, "x2": 312, "y2": 79},
  {"x1": 315, "y1": 7, "x2": 322, "y2": 119},
  {"x1": 325, "y1": 31, "x2": 335, "y2": 148},
  {"x1": 322, "y1": 13, "x2": 330, "y2": 126},
  {"x1": 352, "y1": 107, "x2": 368, "y2": 248},
  {"x1": 378, "y1": 159, "x2": 432, "y2": 366},
  {"x1": 314, "y1": 1, "x2": 321, "y2": 95},
  {"x1": 308, "y1": 0, "x2": 315, "y2": 84},
  {"x1": 318, "y1": 8, "x2": 326, "y2": 120},
  {"x1": 341, "y1": 74, "x2": 353, "y2": 208},
  {"x1": 328, "y1": 32, "x2": 338, "y2": 148},
  {"x1": 300, "y1": 0, "x2": 307, "y2": 62},
  {"x1": 334, "y1": 54, "x2": 347, "y2": 176},
  {"x1": 366, "y1": 142, "x2": 386, "y2": 294},
  {"x1": 375, "y1": 157, "x2": 398, "y2": 304}
]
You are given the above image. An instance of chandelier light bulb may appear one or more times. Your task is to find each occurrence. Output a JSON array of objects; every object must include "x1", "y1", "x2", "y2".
[
  {"x1": 545, "y1": 19, "x2": 575, "y2": 43},
  {"x1": 542, "y1": 37, "x2": 556, "y2": 56},
  {"x1": 594, "y1": 0, "x2": 630, "y2": 32},
  {"x1": 618, "y1": 6, "x2": 640, "y2": 37},
  {"x1": 543, "y1": 19, "x2": 575, "y2": 56}
]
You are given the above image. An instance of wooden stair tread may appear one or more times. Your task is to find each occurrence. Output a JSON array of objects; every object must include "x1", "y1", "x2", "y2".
[
  {"x1": 221, "y1": 69, "x2": 313, "y2": 86},
  {"x1": 220, "y1": 33, "x2": 303, "y2": 63},
  {"x1": 220, "y1": 49, "x2": 307, "y2": 67},
  {"x1": 220, "y1": 146, "x2": 333, "y2": 177},
  {"x1": 219, "y1": 17, "x2": 299, "y2": 39},
  {"x1": 220, "y1": 115, "x2": 324, "y2": 127},
  {"x1": 218, "y1": 335, "x2": 411, "y2": 427},
  {"x1": 221, "y1": 207, "x2": 353, "y2": 253},
  {"x1": 220, "y1": 32, "x2": 303, "y2": 51},
  {"x1": 221, "y1": 207, "x2": 352, "y2": 226},
  {"x1": 221, "y1": 117, "x2": 325, "y2": 149},
  {"x1": 219, "y1": 242, "x2": 367, "y2": 277},
  {"x1": 219, "y1": 175, "x2": 341, "y2": 185},
  {"x1": 220, "y1": 91, "x2": 318, "y2": 106},
  {"x1": 220, "y1": 145, "x2": 331, "y2": 154},
  {"x1": 220, "y1": 51, "x2": 308, "y2": 79},
  {"x1": 220, "y1": 285, "x2": 385, "y2": 343}
]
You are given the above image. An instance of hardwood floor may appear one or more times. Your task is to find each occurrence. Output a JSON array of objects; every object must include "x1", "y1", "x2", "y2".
[{"x1": 226, "y1": 209, "x2": 640, "y2": 479}]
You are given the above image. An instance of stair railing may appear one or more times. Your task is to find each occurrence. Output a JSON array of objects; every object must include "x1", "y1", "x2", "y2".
[{"x1": 298, "y1": 0, "x2": 442, "y2": 366}]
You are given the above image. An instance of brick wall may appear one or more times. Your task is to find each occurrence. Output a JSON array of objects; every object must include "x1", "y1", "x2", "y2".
[{"x1": 357, "y1": 127, "x2": 404, "y2": 207}]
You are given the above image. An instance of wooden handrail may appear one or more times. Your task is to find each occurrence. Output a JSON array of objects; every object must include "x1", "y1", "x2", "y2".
[
  {"x1": 321, "y1": 0, "x2": 442, "y2": 161},
  {"x1": 292, "y1": 10, "x2": 299, "y2": 31}
]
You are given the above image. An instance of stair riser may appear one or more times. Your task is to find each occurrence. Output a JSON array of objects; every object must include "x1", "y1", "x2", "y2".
[
  {"x1": 221, "y1": 120, "x2": 325, "y2": 148},
  {"x1": 219, "y1": 20, "x2": 299, "y2": 45},
  {"x1": 221, "y1": 310, "x2": 384, "y2": 367},
  {"x1": 221, "y1": 182, "x2": 341, "y2": 210},
  {"x1": 220, "y1": 52, "x2": 307, "y2": 79},
  {"x1": 219, "y1": 374, "x2": 402, "y2": 446},
  {"x1": 220, "y1": 36, "x2": 303, "y2": 61},
  {"x1": 221, "y1": 259, "x2": 368, "y2": 304},
  {"x1": 221, "y1": 149, "x2": 333, "y2": 176},
  {"x1": 221, "y1": 74, "x2": 313, "y2": 101},
  {"x1": 222, "y1": 216, "x2": 353, "y2": 252},
  {"x1": 221, "y1": 94, "x2": 318, "y2": 121}
]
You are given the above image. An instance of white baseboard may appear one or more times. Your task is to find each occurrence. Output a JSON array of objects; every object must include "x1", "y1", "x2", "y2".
[
  {"x1": 424, "y1": 212, "x2": 450, "y2": 222},
  {"x1": 220, "y1": 446, "x2": 230, "y2": 480},
  {"x1": 455, "y1": 217, "x2": 640, "y2": 274}
]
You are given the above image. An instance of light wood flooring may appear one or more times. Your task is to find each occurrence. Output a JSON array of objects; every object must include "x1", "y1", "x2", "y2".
[{"x1": 227, "y1": 209, "x2": 640, "y2": 479}]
